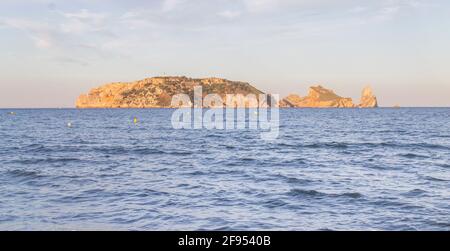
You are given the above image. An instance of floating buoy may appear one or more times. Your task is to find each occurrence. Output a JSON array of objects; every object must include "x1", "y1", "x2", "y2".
[
  {"x1": 67, "y1": 122, "x2": 72, "y2": 128},
  {"x1": 133, "y1": 117, "x2": 138, "y2": 124}
]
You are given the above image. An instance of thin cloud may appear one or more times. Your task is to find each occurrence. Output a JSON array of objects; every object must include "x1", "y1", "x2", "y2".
[
  {"x1": 54, "y1": 56, "x2": 89, "y2": 66},
  {"x1": 162, "y1": 0, "x2": 185, "y2": 12},
  {"x1": 375, "y1": 6, "x2": 401, "y2": 21},
  {"x1": 1, "y1": 18, "x2": 55, "y2": 48},
  {"x1": 218, "y1": 10, "x2": 242, "y2": 19},
  {"x1": 243, "y1": 0, "x2": 279, "y2": 13},
  {"x1": 0, "y1": 0, "x2": 439, "y2": 59},
  {"x1": 59, "y1": 9, "x2": 109, "y2": 34}
]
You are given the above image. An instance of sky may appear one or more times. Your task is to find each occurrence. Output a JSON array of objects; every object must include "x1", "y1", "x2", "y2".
[{"x1": 0, "y1": 0, "x2": 449, "y2": 107}]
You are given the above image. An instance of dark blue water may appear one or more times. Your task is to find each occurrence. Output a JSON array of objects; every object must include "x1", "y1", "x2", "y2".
[{"x1": 0, "y1": 108, "x2": 449, "y2": 230}]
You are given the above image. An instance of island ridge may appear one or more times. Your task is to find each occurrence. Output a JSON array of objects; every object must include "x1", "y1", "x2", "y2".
[{"x1": 76, "y1": 76, "x2": 379, "y2": 108}]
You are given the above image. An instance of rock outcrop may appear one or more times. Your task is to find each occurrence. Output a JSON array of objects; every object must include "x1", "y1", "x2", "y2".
[
  {"x1": 76, "y1": 76, "x2": 265, "y2": 108},
  {"x1": 77, "y1": 78, "x2": 380, "y2": 109},
  {"x1": 280, "y1": 94, "x2": 303, "y2": 107},
  {"x1": 281, "y1": 85, "x2": 356, "y2": 108},
  {"x1": 359, "y1": 86, "x2": 378, "y2": 108}
]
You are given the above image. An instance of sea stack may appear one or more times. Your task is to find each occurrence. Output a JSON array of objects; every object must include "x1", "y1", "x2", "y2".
[
  {"x1": 359, "y1": 86, "x2": 378, "y2": 108},
  {"x1": 281, "y1": 85, "x2": 356, "y2": 108}
]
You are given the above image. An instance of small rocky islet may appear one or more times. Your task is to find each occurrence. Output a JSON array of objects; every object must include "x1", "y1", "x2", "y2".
[
  {"x1": 76, "y1": 76, "x2": 378, "y2": 108},
  {"x1": 280, "y1": 85, "x2": 378, "y2": 108}
]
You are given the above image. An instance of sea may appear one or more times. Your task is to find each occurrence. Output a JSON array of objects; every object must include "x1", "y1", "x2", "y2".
[{"x1": 0, "y1": 108, "x2": 449, "y2": 230}]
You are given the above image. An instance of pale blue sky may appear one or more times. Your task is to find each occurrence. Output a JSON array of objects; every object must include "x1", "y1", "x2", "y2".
[{"x1": 0, "y1": 0, "x2": 449, "y2": 107}]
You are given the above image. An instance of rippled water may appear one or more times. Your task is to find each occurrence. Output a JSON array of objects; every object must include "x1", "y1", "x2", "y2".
[{"x1": 0, "y1": 108, "x2": 449, "y2": 231}]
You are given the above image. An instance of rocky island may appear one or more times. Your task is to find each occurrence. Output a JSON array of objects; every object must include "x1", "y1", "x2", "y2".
[
  {"x1": 280, "y1": 86, "x2": 355, "y2": 108},
  {"x1": 359, "y1": 86, "x2": 378, "y2": 108},
  {"x1": 280, "y1": 85, "x2": 378, "y2": 108},
  {"x1": 76, "y1": 76, "x2": 264, "y2": 108},
  {"x1": 76, "y1": 76, "x2": 379, "y2": 108}
]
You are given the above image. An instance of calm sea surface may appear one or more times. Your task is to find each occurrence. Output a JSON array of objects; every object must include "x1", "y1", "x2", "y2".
[{"x1": 0, "y1": 108, "x2": 449, "y2": 230}]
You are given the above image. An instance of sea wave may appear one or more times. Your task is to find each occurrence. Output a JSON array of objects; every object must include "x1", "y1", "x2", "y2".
[{"x1": 1, "y1": 108, "x2": 449, "y2": 230}]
